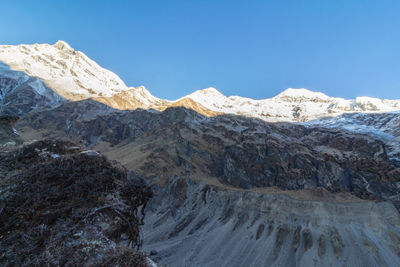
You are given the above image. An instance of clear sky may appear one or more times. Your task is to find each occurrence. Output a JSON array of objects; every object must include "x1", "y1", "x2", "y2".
[{"x1": 1, "y1": 0, "x2": 400, "y2": 100}]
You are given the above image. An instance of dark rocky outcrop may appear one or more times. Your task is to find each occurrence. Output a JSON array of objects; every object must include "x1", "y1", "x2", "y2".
[
  {"x1": 0, "y1": 115, "x2": 22, "y2": 147},
  {"x1": 0, "y1": 68, "x2": 65, "y2": 117},
  {"x1": 0, "y1": 140, "x2": 153, "y2": 266}
]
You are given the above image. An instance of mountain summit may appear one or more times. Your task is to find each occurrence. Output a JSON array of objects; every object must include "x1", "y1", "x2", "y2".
[
  {"x1": 0, "y1": 40, "x2": 129, "y2": 100},
  {"x1": 274, "y1": 88, "x2": 331, "y2": 100}
]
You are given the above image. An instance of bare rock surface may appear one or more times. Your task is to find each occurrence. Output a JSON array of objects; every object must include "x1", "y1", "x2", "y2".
[
  {"x1": 143, "y1": 178, "x2": 400, "y2": 267},
  {"x1": 17, "y1": 105, "x2": 400, "y2": 210},
  {"x1": 0, "y1": 115, "x2": 22, "y2": 147}
]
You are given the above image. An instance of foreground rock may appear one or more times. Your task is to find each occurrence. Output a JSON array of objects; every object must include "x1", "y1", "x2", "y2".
[{"x1": 0, "y1": 140, "x2": 153, "y2": 266}]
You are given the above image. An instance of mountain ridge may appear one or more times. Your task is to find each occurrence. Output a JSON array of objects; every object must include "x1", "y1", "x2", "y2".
[{"x1": 1, "y1": 40, "x2": 400, "y2": 122}]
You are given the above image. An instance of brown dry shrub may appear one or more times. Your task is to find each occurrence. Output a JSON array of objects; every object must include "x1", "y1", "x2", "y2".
[{"x1": 0, "y1": 140, "x2": 153, "y2": 266}]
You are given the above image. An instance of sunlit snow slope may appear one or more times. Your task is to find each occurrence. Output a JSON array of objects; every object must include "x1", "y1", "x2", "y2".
[
  {"x1": 179, "y1": 87, "x2": 400, "y2": 122},
  {"x1": 0, "y1": 40, "x2": 132, "y2": 100}
]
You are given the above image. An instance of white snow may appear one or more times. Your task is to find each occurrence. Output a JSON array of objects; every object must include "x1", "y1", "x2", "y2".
[
  {"x1": 178, "y1": 87, "x2": 400, "y2": 122},
  {"x1": 0, "y1": 40, "x2": 166, "y2": 109},
  {"x1": 122, "y1": 86, "x2": 168, "y2": 107},
  {"x1": 0, "y1": 40, "x2": 129, "y2": 99},
  {"x1": 147, "y1": 258, "x2": 158, "y2": 267},
  {"x1": 274, "y1": 88, "x2": 331, "y2": 100}
]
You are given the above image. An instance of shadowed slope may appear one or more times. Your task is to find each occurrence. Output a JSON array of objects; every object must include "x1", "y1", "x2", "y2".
[
  {"x1": 0, "y1": 140, "x2": 153, "y2": 266},
  {"x1": 16, "y1": 103, "x2": 400, "y2": 210}
]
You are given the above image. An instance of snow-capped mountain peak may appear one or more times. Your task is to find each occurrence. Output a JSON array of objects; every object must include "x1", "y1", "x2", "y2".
[
  {"x1": 175, "y1": 86, "x2": 400, "y2": 122},
  {"x1": 0, "y1": 40, "x2": 129, "y2": 100},
  {"x1": 53, "y1": 40, "x2": 73, "y2": 51},
  {"x1": 0, "y1": 41, "x2": 173, "y2": 114},
  {"x1": 274, "y1": 88, "x2": 331, "y2": 101},
  {"x1": 194, "y1": 87, "x2": 222, "y2": 95},
  {"x1": 182, "y1": 87, "x2": 226, "y2": 102}
]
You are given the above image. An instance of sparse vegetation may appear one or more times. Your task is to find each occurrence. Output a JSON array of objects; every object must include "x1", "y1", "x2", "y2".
[{"x1": 0, "y1": 140, "x2": 153, "y2": 266}]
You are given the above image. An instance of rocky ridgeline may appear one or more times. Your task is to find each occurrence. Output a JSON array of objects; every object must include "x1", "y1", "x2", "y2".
[{"x1": 18, "y1": 103, "x2": 400, "y2": 211}]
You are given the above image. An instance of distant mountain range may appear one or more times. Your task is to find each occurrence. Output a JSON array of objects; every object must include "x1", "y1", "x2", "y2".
[{"x1": 1, "y1": 40, "x2": 400, "y2": 122}]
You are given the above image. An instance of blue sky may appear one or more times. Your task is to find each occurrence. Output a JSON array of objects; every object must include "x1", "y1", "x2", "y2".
[{"x1": 1, "y1": 0, "x2": 400, "y2": 100}]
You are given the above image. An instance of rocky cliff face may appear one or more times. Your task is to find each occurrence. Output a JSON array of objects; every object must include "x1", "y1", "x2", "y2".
[
  {"x1": 17, "y1": 105, "x2": 400, "y2": 211},
  {"x1": 307, "y1": 112, "x2": 400, "y2": 162},
  {"x1": 0, "y1": 63, "x2": 65, "y2": 116}
]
